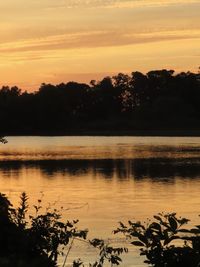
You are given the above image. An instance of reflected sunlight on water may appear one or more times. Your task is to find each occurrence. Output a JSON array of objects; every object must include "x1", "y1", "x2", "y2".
[{"x1": 1, "y1": 136, "x2": 200, "y2": 160}]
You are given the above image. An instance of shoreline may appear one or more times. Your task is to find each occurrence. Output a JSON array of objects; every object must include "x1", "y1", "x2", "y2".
[{"x1": 3, "y1": 129, "x2": 200, "y2": 137}]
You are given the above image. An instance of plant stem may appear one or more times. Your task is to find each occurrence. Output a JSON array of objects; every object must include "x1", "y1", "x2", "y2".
[{"x1": 62, "y1": 236, "x2": 75, "y2": 267}]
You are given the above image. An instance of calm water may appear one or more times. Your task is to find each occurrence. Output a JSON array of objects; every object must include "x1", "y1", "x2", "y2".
[{"x1": 1, "y1": 136, "x2": 200, "y2": 266}]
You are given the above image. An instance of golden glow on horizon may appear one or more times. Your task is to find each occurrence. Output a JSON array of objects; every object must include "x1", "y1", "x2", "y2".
[{"x1": 0, "y1": 0, "x2": 199, "y2": 90}]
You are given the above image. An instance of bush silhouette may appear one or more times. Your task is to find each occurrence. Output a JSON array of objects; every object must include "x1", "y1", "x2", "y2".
[
  {"x1": 0, "y1": 192, "x2": 88, "y2": 267},
  {"x1": 115, "y1": 212, "x2": 200, "y2": 267},
  {"x1": 0, "y1": 193, "x2": 127, "y2": 267}
]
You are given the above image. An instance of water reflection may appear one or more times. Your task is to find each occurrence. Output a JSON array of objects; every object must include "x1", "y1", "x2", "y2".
[
  {"x1": 1, "y1": 157, "x2": 200, "y2": 181},
  {"x1": 1, "y1": 137, "x2": 200, "y2": 266}
]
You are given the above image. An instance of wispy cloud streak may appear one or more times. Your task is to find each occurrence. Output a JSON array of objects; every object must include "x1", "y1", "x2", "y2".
[
  {"x1": 0, "y1": 29, "x2": 199, "y2": 56},
  {"x1": 44, "y1": 0, "x2": 200, "y2": 9}
]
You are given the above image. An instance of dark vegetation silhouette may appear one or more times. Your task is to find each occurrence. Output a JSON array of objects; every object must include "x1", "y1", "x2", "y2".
[
  {"x1": 0, "y1": 192, "x2": 87, "y2": 266},
  {"x1": 1, "y1": 70, "x2": 200, "y2": 135},
  {"x1": 1, "y1": 193, "x2": 200, "y2": 267},
  {"x1": 115, "y1": 213, "x2": 200, "y2": 267},
  {"x1": 0, "y1": 192, "x2": 127, "y2": 267}
]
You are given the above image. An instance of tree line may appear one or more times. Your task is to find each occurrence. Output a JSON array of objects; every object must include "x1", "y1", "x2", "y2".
[{"x1": 1, "y1": 69, "x2": 200, "y2": 134}]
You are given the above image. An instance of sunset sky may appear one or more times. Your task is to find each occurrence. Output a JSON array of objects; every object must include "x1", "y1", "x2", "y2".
[{"x1": 0, "y1": 0, "x2": 200, "y2": 91}]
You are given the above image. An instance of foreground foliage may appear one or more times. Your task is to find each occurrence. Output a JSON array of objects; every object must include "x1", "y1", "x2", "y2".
[
  {"x1": 0, "y1": 193, "x2": 126, "y2": 267},
  {"x1": 0, "y1": 192, "x2": 88, "y2": 266},
  {"x1": 115, "y1": 213, "x2": 200, "y2": 267},
  {"x1": 1, "y1": 192, "x2": 200, "y2": 266}
]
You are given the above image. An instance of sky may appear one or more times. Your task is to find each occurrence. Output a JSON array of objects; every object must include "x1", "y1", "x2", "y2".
[{"x1": 0, "y1": 0, "x2": 200, "y2": 91}]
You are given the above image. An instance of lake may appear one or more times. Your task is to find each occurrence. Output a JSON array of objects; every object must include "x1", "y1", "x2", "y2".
[{"x1": 1, "y1": 136, "x2": 200, "y2": 266}]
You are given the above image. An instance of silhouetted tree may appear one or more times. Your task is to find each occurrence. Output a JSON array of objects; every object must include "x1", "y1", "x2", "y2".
[{"x1": 0, "y1": 69, "x2": 200, "y2": 134}]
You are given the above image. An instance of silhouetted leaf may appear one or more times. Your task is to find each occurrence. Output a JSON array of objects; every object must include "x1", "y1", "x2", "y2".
[
  {"x1": 131, "y1": 241, "x2": 144, "y2": 246},
  {"x1": 190, "y1": 228, "x2": 200, "y2": 234},
  {"x1": 138, "y1": 234, "x2": 148, "y2": 245},
  {"x1": 164, "y1": 235, "x2": 180, "y2": 246},
  {"x1": 150, "y1": 222, "x2": 161, "y2": 232},
  {"x1": 154, "y1": 215, "x2": 162, "y2": 221},
  {"x1": 178, "y1": 229, "x2": 190, "y2": 233},
  {"x1": 169, "y1": 216, "x2": 178, "y2": 232}
]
